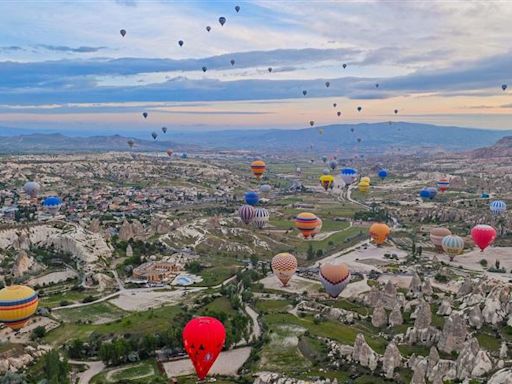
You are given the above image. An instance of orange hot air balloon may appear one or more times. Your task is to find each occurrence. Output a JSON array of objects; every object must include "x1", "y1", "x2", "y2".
[
  {"x1": 311, "y1": 218, "x2": 322, "y2": 238},
  {"x1": 0, "y1": 285, "x2": 39, "y2": 330},
  {"x1": 251, "y1": 160, "x2": 266, "y2": 179},
  {"x1": 369, "y1": 223, "x2": 390, "y2": 245},
  {"x1": 319, "y1": 263, "x2": 351, "y2": 298},
  {"x1": 271, "y1": 253, "x2": 297, "y2": 286},
  {"x1": 295, "y1": 212, "x2": 320, "y2": 239},
  {"x1": 430, "y1": 227, "x2": 451, "y2": 252}
]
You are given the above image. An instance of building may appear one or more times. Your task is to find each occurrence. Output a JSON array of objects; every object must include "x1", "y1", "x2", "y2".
[{"x1": 132, "y1": 261, "x2": 181, "y2": 282}]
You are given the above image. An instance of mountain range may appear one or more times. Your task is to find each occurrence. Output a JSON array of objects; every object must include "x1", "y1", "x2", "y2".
[{"x1": 0, "y1": 122, "x2": 509, "y2": 154}]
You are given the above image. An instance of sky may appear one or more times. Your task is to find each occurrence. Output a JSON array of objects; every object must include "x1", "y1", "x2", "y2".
[{"x1": 1, "y1": 0, "x2": 512, "y2": 133}]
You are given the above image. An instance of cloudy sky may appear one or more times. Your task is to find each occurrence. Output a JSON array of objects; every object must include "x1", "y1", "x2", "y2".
[{"x1": 1, "y1": 0, "x2": 512, "y2": 132}]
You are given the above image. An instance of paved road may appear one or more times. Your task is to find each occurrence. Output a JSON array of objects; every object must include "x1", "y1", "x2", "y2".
[{"x1": 69, "y1": 360, "x2": 105, "y2": 384}]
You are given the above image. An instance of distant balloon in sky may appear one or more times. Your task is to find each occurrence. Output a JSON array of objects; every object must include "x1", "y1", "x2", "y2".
[
  {"x1": 369, "y1": 223, "x2": 390, "y2": 245},
  {"x1": 42, "y1": 196, "x2": 62, "y2": 215},
  {"x1": 303, "y1": 90, "x2": 307, "y2": 96},
  {"x1": 350, "y1": 128, "x2": 354, "y2": 133},
  {"x1": 322, "y1": 156, "x2": 327, "y2": 163},
  {"x1": 219, "y1": 16, "x2": 226, "y2": 26},
  {"x1": 253, "y1": 207, "x2": 269, "y2": 229},
  {"x1": 142, "y1": 112, "x2": 148, "y2": 119},
  {"x1": 272, "y1": 253, "x2": 297, "y2": 287},
  {"x1": 357, "y1": 138, "x2": 362, "y2": 143},
  {"x1": 357, "y1": 106, "x2": 362, "y2": 112},
  {"x1": 151, "y1": 132, "x2": 158, "y2": 140},
  {"x1": 260, "y1": 184, "x2": 272, "y2": 193},
  {"x1": 319, "y1": 263, "x2": 351, "y2": 298},
  {"x1": 437, "y1": 177, "x2": 450, "y2": 192},
  {"x1": 329, "y1": 160, "x2": 337, "y2": 170},
  {"x1": 375, "y1": 83, "x2": 379, "y2": 88},
  {"x1": 342, "y1": 63, "x2": 347, "y2": 68},
  {"x1": 239, "y1": 204, "x2": 255, "y2": 225},
  {"x1": 442, "y1": 235, "x2": 464, "y2": 261},
  {"x1": 23, "y1": 181, "x2": 40, "y2": 199},
  {"x1": 244, "y1": 191, "x2": 259, "y2": 206},
  {"x1": 162, "y1": 127, "x2": 167, "y2": 133},
  {"x1": 120, "y1": 29, "x2": 126, "y2": 37},
  {"x1": 309, "y1": 121, "x2": 315, "y2": 127},
  {"x1": 230, "y1": 59, "x2": 235, "y2": 66},
  {"x1": 251, "y1": 160, "x2": 266, "y2": 179},
  {"x1": 502, "y1": 84, "x2": 507, "y2": 91},
  {"x1": 127, "y1": 139, "x2": 135, "y2": 148},
  {"x1": 178, "y1": 40, "x2": 184, "y2": 47},
  {"x1": 202, "y1": 66, "x2": 207, "y2": 72},
  {"x1": 320, "y1": 175, "x2": 334, "y2": 191},
  {"x1": 268, "y1": 67, "x2": 272, "y2": 73},
  {"x1": 471, "y1": 224, "x2": 496, "y2": 252},
  {"x1": 235, "y1": 5, "x2": 240, "y2": 12},
  {"x1": 337, "y1": 111, "x2": 341, "y2": 117},
  {"x1": 166, "y1": 148, "x2": 173, "y2": 157},
  {"x1": 333, "y1": 103, "x2": 337, "y2": 107},
  {"x1": 325, "y1": 81, "x2": 330, "y2": 88},
  {"x1": 322, "y1": 168, "x2": 330, "y2": 175},
  {"x1": 377, "y1": 168, "x2": 388, "y2": 180},
  {"x1": 490, "y1": 200, "x2": 506, "y2": 215},
  {"x1": 340, "y1": 168, "x2": 358, "y2": 185},
  {"x1": 394, "y1": 109, "x2": 398, "y2": 114},
  {"x1": 206, "y1": 26, "x2": 211, "y2": 32}
]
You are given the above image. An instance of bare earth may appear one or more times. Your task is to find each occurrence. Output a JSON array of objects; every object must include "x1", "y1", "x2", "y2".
[
  {"x1": 27, "y1": 269, "x2": 78, "y2": 287},
  {"x1": 0, "y1": 316, "x2": 59, "y2": 343}
]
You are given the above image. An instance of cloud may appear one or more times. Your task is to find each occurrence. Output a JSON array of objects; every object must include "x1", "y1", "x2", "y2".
[
  {"x1": 37, "y1": 45, "x2": 106, "y2": 53},
  {"x1": 0, "y1": 46, "x2": 24, "y2": 52}
]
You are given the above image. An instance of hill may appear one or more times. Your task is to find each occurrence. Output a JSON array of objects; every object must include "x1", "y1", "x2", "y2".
[{"x1": 470, "y1": 136, "x2": 512, "y2": 158}]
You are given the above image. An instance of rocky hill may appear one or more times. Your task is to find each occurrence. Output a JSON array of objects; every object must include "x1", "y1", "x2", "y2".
[{"x1": 471, "y1": 136, "x2": 512, "y2": 158}]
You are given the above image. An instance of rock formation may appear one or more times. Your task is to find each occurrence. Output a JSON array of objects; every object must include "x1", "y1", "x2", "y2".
[
  {"x1": 468, "y1": 304, "x2": 483, "y2": 329},
  {"x1": 489, "y1": 368, "x2": 512, "y2": 384},
  {"x1": 382, "y1": 341, "x2": 401, "y2": 378},
  {"x1": 482, "y1": 284, "x2": 510, "y2": 325},
  {"x1": 436, "y1": 299, "x2": 452, "y2": 316},
  {"x1": 457, "y1": 276, "x2": 473, "y2": 298},
  {"x1": 352, "y1": 333, "x2": 379, "y2": 371},
  {"x1": 406, "y1": 300, "x2": 440, "y2": 345},
  {"x1": 455, "y1": 337, "x2": 493, "y2": 379},
  {"x1": 409, "y1": 273, "x2": 422, "y2": 298},
  {"x1": 388, "y1": 303, "x2": 403, "y2": 327},
  {"x1": 88, "y1": 218, "x2": 101, "y2": 233},
  {"x1": 126, "y1": 244, "x2": 133, "y2": 258},
  {"x1": 12, "y1": 250, "x2": 36, "y2": 277},
  {"x1": 371, "y1": 305, "x2": 387, "y2": 328},
  {"x1": 422, "y1": 279, "x2": 433, "y2": 297},
  {"x1": 414, "y1": 300, "x2": 432, "y2": 329},
  {"x1": 438, "y1": 312, "x2": 467, "y2": 354}
]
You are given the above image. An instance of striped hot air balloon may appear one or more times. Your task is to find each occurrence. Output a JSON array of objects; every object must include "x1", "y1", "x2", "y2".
[
  {"x1": 340, "y1": 168, "x2": 358, "y2": 185},
  {"x1": 311, "y1": 218, "x2": 322, "y2": 238},
  {"x1": 490, "y1": 200, "x2": 506, "y2": 215},
  {"x1": 271, "y1": 253, "x2": 297, "y2": 286},
  {"x1": 295, "y1": 212, "x2": 320, "y2": 239},
  {"x1": 239, "y1": 204, "x2": 255, "y2": 225},
  {"x1": 253, "y1": 207, "x2": 269, "y2": 229},
  {"x1": 441, "y1": 235, "x2": 464, "y2": 261},
  {"x1": 319, "y1": 175, "x2": 334, "y2": 191},
  {"x1": 358, "y1": 181, "x2": 370, "y2": 193},
  {"x1": 360, "y1": 176, "x2": 370, "y2": 185},
  {"x1": 369, "y1": 223, "x2": 390, "y2": 245},
  {"x1": 430, "y1": 227, "x2": 452, "y2": 252},
  {"x1": 319, "y1": 263, "x2": 351, "y2": 298},
  {"x1": 0, "y1": 285, "x2": 39, "y2": 330},
  {"x1": 250, "y1": 160, "x2": 266, "y2": 179},
  {"x1": 437, "y1": 177, "x2": 450, "y2": 192}
]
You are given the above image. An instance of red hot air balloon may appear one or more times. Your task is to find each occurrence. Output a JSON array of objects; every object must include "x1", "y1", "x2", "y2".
[
  {"x1": 183, "y1": 317, "x2": 226, "y2": 380},
  {"x1": 471, "y1": 224, "x2": 496, "y2": 252}
]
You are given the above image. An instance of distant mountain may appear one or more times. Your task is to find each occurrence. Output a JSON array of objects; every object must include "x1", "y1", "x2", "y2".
[
  {"x1": 0, "y1": 133, "x2": 182, "y2": 153},
  {"x1": 470, "y1": 136, "x2": 512, "y2": 158}
]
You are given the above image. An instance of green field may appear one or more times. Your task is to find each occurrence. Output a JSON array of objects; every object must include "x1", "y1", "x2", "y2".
[
  {"x1": 255, "y1": 299, "x2": 291, "y2": 314},
  {"x1": 54, "y1": 302, "x2": 126, "y2": 324},
  {"x1": 91, "y1": 360, "x2": 163, "y2": 383},
  {"x1": 39, "y1": 290, "x2": 95, "y2": 308}
]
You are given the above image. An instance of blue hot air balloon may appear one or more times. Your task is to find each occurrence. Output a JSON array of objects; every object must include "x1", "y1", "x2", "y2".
[
  {"x1": 340, "y1": 168, "x2": 358, "y2": 186},
  {"x1": 42, "y1": 196, "x2": 62, "y2": 215},
  {"x1": 377, "y1": 169, "x2": 388, "y2": 180},
  {"x1": 244, "y1": 191, "x2": 259, "y2": 206},
  {"x1": 490, "y1": 200, "x2": 507, "y2": 215},
  {"x1": 481, "y1": 193, "x2": 490, "y2": 199},
  {"x1": 419, "y1": 187, "x2": 437, "y2": 201}
]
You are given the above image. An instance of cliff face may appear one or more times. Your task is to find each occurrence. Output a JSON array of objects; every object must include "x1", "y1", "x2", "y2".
[{"x1": 471, "y1": 136, "x2": 512, "y2": 158}]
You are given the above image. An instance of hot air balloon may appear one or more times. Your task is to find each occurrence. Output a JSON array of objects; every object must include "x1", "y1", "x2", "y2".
[
  {"x1": 320, "y1": 175, "x2": 334, "y2": 191},
  {"x1": 321, "y1": 156, "x2": 328, "y2": 163},
  {"x1": 142, "y1": 112, "x2": 148, "y2": 119},
  {"x1": 219, "y1": 17, "x2": 226, "y2": 26},
  {"x1": 120, "y1": 29, "x2": 126, "y2": 37},
  {"x1": 490, "y1": 200, "x2": 506, "y2": 215},
  {"x1": 127, "y1": 139, "x2": 135, "y2": 148},
  {"x1": 340, "y1": 168, "x2": 357, "y2": 185},
  {"x1": 202, "y1": 66, "x2": 207, "y2": 72},
  {"x1": 253, "y1": 207, "x2": 269, "y2": 229},
  {"x1": 206, "y1": 26, "x2": 211, "y2": 32},
  {"x1": 151, "y1": 132, "x2": 158, "y2": 140},
  {"x1": 333, "y1": 103, "x2": 337, "y2": 108},
  {"x1": 309, "y1": 121, "x2": 315, "y2": 127},
  {"x1": 0, "y1": 285, "x2": 38, "y2": 330},
  {"x1": 481, "y1": 193, "x2": 490, "y2": 199},
  {"x1": 244, "y1": 191, "x2": 259, "y2": 206},
  {"x1": 375, "y1": 83, "x2": 379, "y2": 88},
  {"x1": 358, "y1": 181, "x2": 370, "y2": 193},
  {"x1": 350, "y1": 128, "x2": 354, "y2": 133},
  {"x1": 260, "y1": 184, "x2": 272, "y2": 193},
  {"x1": 311, "y1": 218, "x2": 322, "y2": 238},
  {"x1": 328, "y1": 160, "x2": 337, "y2": 170},
  {"x1": 430, "y1": 227, "x2": 452, "y2": 252},
  {"x1": 322, "y1": 168, "x2": 330, "y2": 175},
  {"x1": 419, "y1": 187, "x2": 437, "y2": 200},
  {"x1": 319, "y1": 263, "x2": 350, "y2": 298},
  {"x1": 325, "y1": 81, "x2": 330, "y2": 88},
  {"x1": 250, "y1": 160, "x2": 266, "y2": 179},
  {"x1": 442, "y1": 235, "x2": 464, "y2": 261},
  {"x1": 296, "y1": 167, "x2": 301, "y2": 175},
  {"x1": 166, "y1": 148, "x2": 173, "y2": 157},
  {"x1": 437, "y1": 177, "x2": 449, "y2": 192},
  {"x1": 377, "y1": 169, "x2": 388, "y2": 180},
  {"x1": 230, "y1": 59, "x2": 235, "y2": 66},
  {"x1": 23, "y1": 181, "x2": 40, "y2": 199},
  {"x1": 357, "y1": 106, "x2": 362, "y2": 112},
  {"x1": 337, "y1": 111, "x2": 341, "y2": 117},
  {"x1": 183, "y1": 317, "x2": 225, "y2": 380},
  {"x1": 268, "y1": 67, "x2": 272, "y2": 73},
  {"x1": 162, "y1": 126, "x2": 167, "y2": 133},
  {"x1": 318, "y1": 128, "x2": 324, "y2": 135},
  {"x1": 239, "y1": 205, "x2": 255, "y2": 225},
  {"x1": 178, "y1": 40, "x2": 184, "y2": 47},
  {"x1": 502, "y1": 84, "x2": 507, "y2": 91},
  {"x1": 271, "y1": 253, "x2": 297, "y2": 286},
  {"x1": 42, "y1": 196, "x2": 62, "y2": 215},
  {"x1": 303, "y1": 90, "x2": 307, "y2": 96},
  {"x1": 235, "y1": 5, "x2": 240, "y2": 12},
  {"x1": 181, "y1": 152, "x2": 188, "y2": 159},
  {"x1": 471, "y1": 224, "x2": 496, "y2": 252},
  {"x1": 360, "y1": 176, "x2": 370, "y2": 184},
  {"x1": 369, "y1": 223, "x2": 390, "y2": 245},
  {"x1": 342, "y1": 63, "x2": 347, "y2": 69},
  {"x1": 394, "y1": 109, "x2": 398, "y2": 114},
  {"x1": 295, "y1": 212, "x2": 320, "y2": 239}
]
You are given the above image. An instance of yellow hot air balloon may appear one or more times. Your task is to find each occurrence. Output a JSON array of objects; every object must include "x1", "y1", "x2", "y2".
[
  {"x1": 295, "y1": 212, "x2": 320, "y2": 239},
  {"x1": 430, "y1": 227, "x2": 452, "y2": 252},
  {"x1": 369, "y1": 223, "x2": 390, "y2": 245},
  {"x1": 358, "y1": 181, "x2": 370, "y2": 193},
  {"x1": 319, "y1": 175, "x2": 334, "y2": 191},
  {"x1": 271, "y1": 253, "x2": 297, "y2": 286},
  {"x1": 251, "y1": 160, "x2": 266, "y2": 179},
  {"x1": 0, "y1": 285, "x2": 38, "y2": 330},
  {"x1": 360, "y1": 176, "x2": 371, "y2": 184}
]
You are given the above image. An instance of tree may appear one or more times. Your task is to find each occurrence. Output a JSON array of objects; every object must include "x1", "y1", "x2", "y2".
[
  {"x1": 307, "y1": 244, "x2": 315, "y2": 260},
  {"x1": 0, "y1": 372, "x2": 27, "y2": 384},
  {"x1": 67, "y1": 339, "x2": 85, "y2": 359},
  {"x1": 31, "y1": 325, "x2": 46, "y2": 340},
  {"x1": 42, "y1": 350, "x2": 70, "y2": 384}
]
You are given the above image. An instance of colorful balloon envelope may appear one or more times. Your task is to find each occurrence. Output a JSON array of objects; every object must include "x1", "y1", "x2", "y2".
[
  {"x1": 419, "y1": 187, "x2": 437, "y2": 200},
  {"x1": 340, "y1": 168, "x2": 358, "y2": 185},
  {"x1": 271, "y1": 253, "x2": 297, "y2": 286},
  {"x1": 430, "y1": 227, "x2": 452, "y2": 252},
  {"x1": 360, "y1": 176, "x2": 370, "y2": 185},
  {"x1": 166, "y1": 148, "x2": 173, "y2": 157},
  {"x1": 377, "y1": 169, "x2": 388, "y2": 180},
  {"x1": 441, "y1": 235, "x2": 464, "y2": 261},
  {"x1": 319, "y1": 263, "x2": 351, "y2": 298},
  {"x1": 490, "y1": 200, "x2": 506, "y2": 215},
  {"x1": 358, "y1": 181, "x2": 370, "y2": 193},
  {"x1": 0, "y1": 285, "x2": 38, "y2": 330},
  {"x1": 319, "y1": 175, "x2": 334, "y2": 191},
  {"x1": 295, "y1": 212, "x2": 320, "y2": 239},
  {"x1": 260, "y1": 184, "x2": 272, "y2": 193},
  {"x1": 322, "y1": 168, "x2": 330, "y2": 175},
  {"x1": 471, "y1": 224, "x2": 496, "y2": 252},
  {"x1": 23, "y1": 181, "x2": 40, "y2": 199},
  {"x1": 183, "y1": 317, "x2": 226, "y2": 380},
  {"x1": 322, "y1": 156, "x2": 328, "y2": 163},
  {"x1": 311, "y1": 218, "x2": 322, "y2": 238},
  {"x1": 42, "y1": 196, "x2": 62, "y2": 215},
  {"x1": 239, "y1": 204, "x2": 256, "y2": 225},
  {"x1": 437, "y1": 177, "x2": 450, "y2": 192},
  {"x1": 369, "y1": 223, "x2": 390, "y2": 245},
  {"x1": 328, "y1": 160, "x2": 337, "y2": 170},
  {"x1": 244, "y1": 191, "x2": 259, "y2": 206},
  {"x1": 253, "y1": 207, "x2": 269, "y2": 229},
  {"x1": 250, "y1": 160, "x2": 266, "y2": 179}
]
